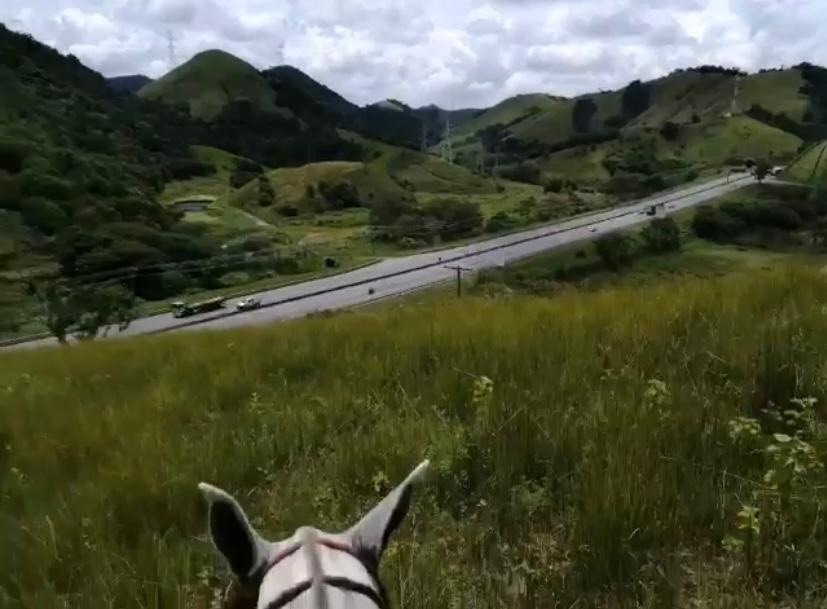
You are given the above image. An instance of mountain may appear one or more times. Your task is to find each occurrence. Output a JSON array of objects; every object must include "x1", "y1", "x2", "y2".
[
  {"x1": 107, "y1": 74, "x2": 152, "y2": 95},
  {"x1": 138, "y1": 49, "x2": 283, "y2": 120},
  {"x1": 0, "y1": 23, "x2": 223, "y2": 300},
  {"x1": 263, "y1": 65, "x2": 357, "y2": 116}
]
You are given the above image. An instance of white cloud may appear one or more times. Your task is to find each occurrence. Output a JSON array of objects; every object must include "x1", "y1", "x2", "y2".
[{"x1": 2, "y1": 0, "x2": 825, "y2": 108}]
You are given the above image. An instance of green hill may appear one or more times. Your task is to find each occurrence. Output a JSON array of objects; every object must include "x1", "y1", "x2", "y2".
[
  {"x1": 454, "y1": 67, "x2": 814, "y2": 164},
  {"x1": 263, "y1": 65, "x2": 357, "y2": 116},
  {"x1": 787, "y1": 139, "x2": 827, "y2": 184},
  {"x1": 138, "y1": 50, "x2": 284, "y2": 120},
  {"x1": 453, "y1": 93, "x2": 567, "y2": 137}
]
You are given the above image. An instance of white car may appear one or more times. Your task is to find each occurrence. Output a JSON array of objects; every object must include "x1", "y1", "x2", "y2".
[{"x1": 236, "y1": 296, "x2": 262, "y2": 311}]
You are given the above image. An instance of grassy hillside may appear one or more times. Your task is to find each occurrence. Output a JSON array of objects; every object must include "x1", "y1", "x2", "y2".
[
  {"x1": 661, "y1": 115, "x2": 801, "y2": 165},
  {"x1": 159, "y1": 145, "x2": 253, "y2": 203},
  {"x1": 5, "y1": 266, "x2": 827, "y2": 607},
  {"x1": 138, "y1": 50, "x2": 282, "y2": 120},
  {"x1": 453, "y1": 93, "x2": 566, "y2": 137},
  {"x1": 740, "y1": 68, "x2": 809, "y2": 119},
  {"x1": 787, "y1": 140, "x2": 827, "y2": 184},
  {"x1": 344, "y1": 131, "x2": 494, "y2": 194}
]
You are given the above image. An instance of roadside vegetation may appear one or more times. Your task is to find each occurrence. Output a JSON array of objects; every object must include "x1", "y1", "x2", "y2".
[
  {"x1": 5, "y1": 264, "x2": 827, "y2": 608},
  {"x1": 475, "y1": 184, "x2": 827, "y2": 295}
]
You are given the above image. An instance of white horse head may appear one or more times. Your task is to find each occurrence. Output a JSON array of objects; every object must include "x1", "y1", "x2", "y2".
[{"x1": 198, "y1": 460, "x2": 430, "y2": 609}]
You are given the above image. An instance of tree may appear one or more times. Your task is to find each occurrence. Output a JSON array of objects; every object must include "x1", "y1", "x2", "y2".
[
  {"x1": 754, "y1": 160, "x2": 770, "y2": 183},
  {"x1": 594, "y1": 233, "x2": 634, "y2": 271},
  {"x1": 659, "y1": 121, "x2": 680, "y2": 141},
  {"x1": 423, "y1": 198, "x2": 484, "y2": 240},
  {"x1": 622, "y1": 80, "x2": 651, "y2": 119},
  {"x1": 72, "y1": 285, "x2": 136, "y2": 341},
  {"x1": 642, "y1": 217, "x2": 681, "y2": 253},
  {"x1": 543, "y1": 178, "x2": 564, "y2": 193},
  {"x1": 34, "y1": 280, "x2": 136, "y2": 344},
  {"x1": 20, "y1": 197, "x2": 68, "y2": 235},
  {"x1": 34, "y1": 280, "x2": 76, "y2": 344},
  {"x1": 572, "y1": 98, "x2": 598, "y2": 133},
  {"x1": 318, "y1": 180, "x2": 360, "y2": 209}
]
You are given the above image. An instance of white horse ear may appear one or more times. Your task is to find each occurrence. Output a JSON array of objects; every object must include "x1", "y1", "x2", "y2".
[
  {"x1": 343, "y1": 460, "x2": 430, "y2": 565},
  {"x1": 198, "y1": 483, "x2": 273, "y2": 581}
]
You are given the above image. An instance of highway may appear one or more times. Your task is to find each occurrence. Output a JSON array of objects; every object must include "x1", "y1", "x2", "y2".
[{"x1": 8, "y1": 173, "x2": 760, "y2": 350}]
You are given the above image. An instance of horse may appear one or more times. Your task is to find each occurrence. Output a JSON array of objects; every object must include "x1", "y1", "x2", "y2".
[{"x1": 198, "y1": 460, "x2": 430, "y2": 609}]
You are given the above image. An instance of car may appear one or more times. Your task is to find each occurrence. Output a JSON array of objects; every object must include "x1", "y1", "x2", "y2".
[
  {"x1": 589, "y1": 227, "x2": 598, "y2": 233},
  {"x1": 235, "y1": 296, "x2": 262, "y2": 311}
]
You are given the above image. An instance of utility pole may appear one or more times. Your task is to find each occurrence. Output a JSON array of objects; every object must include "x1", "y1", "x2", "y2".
[{"x1": 444, "y1": 264, "x2": 471, "y2": 298}]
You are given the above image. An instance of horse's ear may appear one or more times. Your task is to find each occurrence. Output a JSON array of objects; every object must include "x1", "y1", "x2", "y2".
[
  {"x1": 343, "y1": 460, "x2": 429, "y2": 565},
  {"x1": 198, "y1": 483, "x2": 272, "y2": 582}
]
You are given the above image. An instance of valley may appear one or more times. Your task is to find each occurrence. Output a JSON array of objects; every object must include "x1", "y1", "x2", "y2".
[{"x1": 5, "y1": 14, "x2": 827, "y2": 609}]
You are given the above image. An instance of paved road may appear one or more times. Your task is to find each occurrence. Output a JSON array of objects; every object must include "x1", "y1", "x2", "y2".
[{"x1": 9, "y1": 174, "x2": 762, "y2": 350}]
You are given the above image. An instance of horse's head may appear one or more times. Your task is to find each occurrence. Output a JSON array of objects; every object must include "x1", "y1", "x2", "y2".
[{"x1": 198, "y1": 460, "x2": 430, "y2": 609}]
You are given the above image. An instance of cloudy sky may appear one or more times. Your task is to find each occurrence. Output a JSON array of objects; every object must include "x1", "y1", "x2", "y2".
[{"x1": 2, "y1": 0, "x2": 824, "y2": 108}]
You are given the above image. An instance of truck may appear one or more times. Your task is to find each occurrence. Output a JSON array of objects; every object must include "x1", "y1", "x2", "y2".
[{"x1": 170, "y1": 296, "x2": 226, "y2": 318}]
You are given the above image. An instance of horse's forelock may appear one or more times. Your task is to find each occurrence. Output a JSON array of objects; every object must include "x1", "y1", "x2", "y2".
[{"x1": 255, "y1": 531, "x2": 384, "y2": 609}]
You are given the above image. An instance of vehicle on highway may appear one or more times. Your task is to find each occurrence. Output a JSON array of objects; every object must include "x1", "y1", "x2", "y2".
[
  {"x1": 589, "y1": 227, "x2": 598, "y2": 233},
  {"x1": 645, "y1": 205, "x2": 657, "y2": 216},
  {"x1": 771, "y1": 166, "x2": 784, "y2": 177},
  {"x1": 171, "y1": 296, "x2": 225, "y2": 318},
  {"x1": 235, "y1": 296, "x2": 262, "y2": 312}
]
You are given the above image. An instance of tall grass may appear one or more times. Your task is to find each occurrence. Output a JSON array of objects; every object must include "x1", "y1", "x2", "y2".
[{"x1": 4, "y1": 266, "x2": 827, "y2": 608}]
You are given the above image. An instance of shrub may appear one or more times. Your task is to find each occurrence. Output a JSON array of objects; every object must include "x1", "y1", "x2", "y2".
[
  {"x1": 398, "y1": 237, "x2": 427, "y2": 249},
  {"x1": 642, "y1": 217, "x2": 681, "y2": 253},
  {"x1": 543, "y1": 178, "x2": 564, "y2": 193},
  {"x1": 485, "y1": 211, "x2": 519, "y2": 234},
  {"x1": 692, "y1": 205, "x2": 745, "y2": 241},
  {"x1": 0, "y1": 136, "x2": 28, "y2": 173},
  {"x1": 423, "y1": 198, "x2": 484, "y2": 240},
  {"x1": 0, "y1": 173, "x2": 22, "y2": 209},
  {"x1": 274, "y1": 256, "x2": 300, "y2": 274},
  {"x1": 159, "y1": 270, "x2": 191, "y2": 295},
  {"x1": 660, "y1": 121, "x2": 681, "y2": 141},
  {"x1": 277, "y1": 204, "x2": 299, "y2": 217},
  {"x1": 164, "y1": 158, "x2": 216, "y2": 181},
  {"x1": 20, "y1": 197, "x2": 68, "y2": 235},
  {"x1": 594, "y1": 233, "x2": 634, "y2": 271},
  {"x1": 318, "y1": 180, "x2": 361, "y2": 209},
  {"x1": 500, "y1": 161, "x2": 541, "y2": 185},
  {"x1": 22, "y1": 172, "x2": 73, "y2": 200}
]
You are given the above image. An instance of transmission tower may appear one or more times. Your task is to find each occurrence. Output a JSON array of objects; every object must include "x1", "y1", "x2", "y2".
[
  {"x1": 439, "y1": 115, "x2": 454, "y2": 164},
  {"x1": 730, "y1": 74, "x2": 742, "y2": 115},
  {"x1": 166, "y1": 29, "x2": 178, "y2": 70}
]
